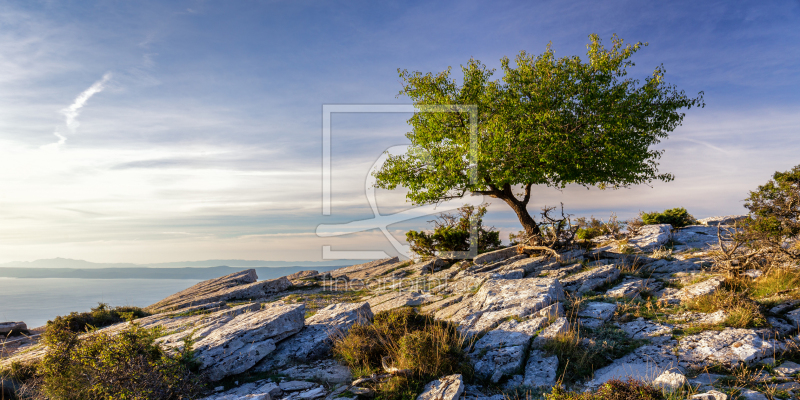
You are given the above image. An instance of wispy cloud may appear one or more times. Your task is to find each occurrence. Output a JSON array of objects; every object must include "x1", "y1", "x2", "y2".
[{"x1": 61, "y1": 73, "x2": 112, "y2": 134}]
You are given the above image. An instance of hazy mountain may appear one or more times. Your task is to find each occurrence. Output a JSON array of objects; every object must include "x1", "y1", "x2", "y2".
[{"x1": 0, "y1": 258, "x2": 372, "y2": 269}]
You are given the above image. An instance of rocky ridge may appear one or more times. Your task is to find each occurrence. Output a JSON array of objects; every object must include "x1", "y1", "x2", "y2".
[{"x1": 3, "y1": 215, "x2": 800, "y2": 400}]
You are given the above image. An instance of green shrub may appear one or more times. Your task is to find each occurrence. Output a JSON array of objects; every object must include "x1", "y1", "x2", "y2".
[
  {"x1": 46, "y1": 302, "x2": 150, "y2": 333},
  {"x1": 574, "y1": 215, "x2": 623, "y2": 241},
  {"x1": 641, "y1": 208, "x2": 696, "y2": 228},
  {"x1": 406, "y1": 204, "x2": 501, "y2": 258},
  {"x1": 743, "y1": 164, "x2": 800, "y2": 260},
  {"x1": 38, "y1": 318, "x2": 202, "y2": 400},
  {"x1": 332, "y1": 308, "x2": 472, "y2": 400},
  {"x1": 545, "y1": 379, "x2": 665, "y2": 400}
]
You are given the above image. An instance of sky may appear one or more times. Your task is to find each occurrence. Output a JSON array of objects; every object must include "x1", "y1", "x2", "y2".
[{"x1": 0, "y1": 0, "x2": 798, "y2": 264}]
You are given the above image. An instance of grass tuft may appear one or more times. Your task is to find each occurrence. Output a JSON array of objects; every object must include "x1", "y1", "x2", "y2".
[{"x1": 332, "y1": 308, "x2": 472, "y2": 400}]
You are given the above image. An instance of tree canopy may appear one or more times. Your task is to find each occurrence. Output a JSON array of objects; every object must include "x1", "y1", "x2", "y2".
[{"x1": 374, "y1": 34, "x2": 704, "y2": 237}]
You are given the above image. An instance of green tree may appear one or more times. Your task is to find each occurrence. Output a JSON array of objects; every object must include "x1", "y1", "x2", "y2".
[
  {"x1": 743, "y1": 164, "x2": 800, "y2": 260},
  {"x1": 374, "y1": 34, "x2": 704, "y2": 238}
]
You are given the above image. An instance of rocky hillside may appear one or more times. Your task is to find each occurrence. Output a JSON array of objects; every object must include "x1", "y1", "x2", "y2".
[{"x1": 2, "y1": 216, "x2": 800, "y2": 400}]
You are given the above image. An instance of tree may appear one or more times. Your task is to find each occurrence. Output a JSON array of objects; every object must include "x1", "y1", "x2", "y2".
[
  {"x1": 374, "y1": 34, "x2": 704, "y2": 239},
  {"x1": 743, "y1": 164, "x2": 800, "y2": 260}
]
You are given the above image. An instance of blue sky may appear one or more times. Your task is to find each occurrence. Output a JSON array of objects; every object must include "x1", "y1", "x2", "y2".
[{"x1": 0, "y1": 0, "x2": 798, "y2": 263}]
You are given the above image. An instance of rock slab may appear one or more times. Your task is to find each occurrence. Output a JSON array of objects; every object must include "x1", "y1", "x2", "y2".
[
  {"x1": 193, "y1": 302, "x2": 305, "y2": 381},
  {"x1": 416, "y1": 374, "x2": 465, "y2": 400}
]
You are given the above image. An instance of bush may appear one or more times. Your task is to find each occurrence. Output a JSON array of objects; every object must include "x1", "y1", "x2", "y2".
[
  {"x1": 406, "y1": 204, "x2": 501, "y2": 259},
  {"x1": 641, "y1": 208, "x2": 696, "y2": 228},
  {"x1": 574, "y1": 214, "x2": 623, "y2": 241},
  {"x1": 684, "y1": 289, "x2": 766, "y2": 328},
  {"x1": 46, "y1": 302, "x2": 150, "y2": 333},
  {"x1": 37, "y1": 318, "x2": 202, "y2": 400},
  {"x1": 332, "y1": 308, "x2": 472, "y2": 400},
  {"x1": 545, "y1": 379, "x2": 665, "y2": 400}
]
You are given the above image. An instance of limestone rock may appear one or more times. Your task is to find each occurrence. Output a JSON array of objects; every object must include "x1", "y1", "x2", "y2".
[
  {"x1": 785, "y1": 308, "x2": 800, "y2": 328},
  {"x1": 620, "y1": 319, "x2": 673, "y2": 340},
  {"x1": 672, "y1": 226, "x2": 725, "y2": 250},
  {"x1": 627, "y1": 224, "x2": 672, "y2": 251},
  {"x1": 147, "y1": 269, "x2": 263, "y2": 312},
  {"x1": 533, "y1": 317, "x2": 569, "y2": 347},
  {"x1": 521, "y1": 350, "x2": 558, "y2": 388},
  {"x1": 697, "y1": 215, "x2": 747, "y2": 226},
  {"x1": 280, "y1": 359, "x2": 352, "y2": 384},
  {"x1": 606, "y1": 279, "x2": 655, "y2": 298},
  {"x1": 416, "y1": 374, "x2": 465, "y2": 400},
  {"x1": 770, "y1": 300, "x2": 800, "y2": 314},
  {"x1": 147, "y1": 269, "x2": 292, "y2": 312},
  {"x1": 490, "y1": 269, "x2": 525, "y2": 279},
  {"x1": 200, "y1": 380, "x2": 281, "y2": 400},
  {"x1": 652, "y1": 370, "x2": 686, "y2": 391},
  {"x1": 661, "y1": 277, "x2": 724, "y2": 305},
  {"x1": 458, "y1": 278, "x2": 564, "y2": 334},
  {"x1": 586, "y1": 341, "x2": 680, "y2": 389},
  {"x1": 536, "y1": 303, "x2": 565, "y2": 319},
  {"x1": 774, "y1": 360, "x2": 800, "y2": 377},
  {"x1": 371, "y1": 292, "x2": 439, "y2": 313},
  {"x1": 691, "y1": 390, "x2": 728, "y2": 400},
  {"x1": 561, "y1": 265, "x2": 620, "y2": 294},
  {"x1": 540, "y1": 263, "x2": 582, "y2": 279},
  {"x1": 737, "y1": 389, "x2": 768, "y2": 400},
  {"x1": 678, "y1": 328, "x2": 785, "y2": 368},
  {"x1": 473, "y1": 246, "x2": 520, "y2": 265},
  {"x1": 287, "y1": 270, "x2": 319, "y2": 280},
  {"x1": 469, "y1": 318, "x2": 549, "y2": 382},
  {"x1": 578, "y1": 302, "x2": 616, "y2": 329},
  {"x1": 257, "y1": 302, "x2": 372, "y2": 370},
  {"x1": 0, "y1": 322, "x2": 27, "y2": 335},
  {"x1": 768, "y1": 317, "x2": 796, "y2": 335},
  {"x1": 193, "y1": 302, "x2": 305, "y2": 381},
  {"x1": 421, "y1": 295, "x2": 464, "y2": 314}
]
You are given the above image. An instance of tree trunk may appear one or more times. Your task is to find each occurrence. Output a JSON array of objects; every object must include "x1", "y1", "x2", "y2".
[{"x1": 503, "y1": 197, "x2": 540, "y2": 239}]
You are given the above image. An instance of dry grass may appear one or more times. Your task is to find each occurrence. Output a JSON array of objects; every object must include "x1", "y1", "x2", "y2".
[
  {"x1": 683, "y1": 289, "x2": 766, "y2": 328},
  {"x1": 543, "y1": 379, "x2": 665, "y2": 400},
  {"x1": 332, "y1": 308, "x2": 472, "y2": 400}
]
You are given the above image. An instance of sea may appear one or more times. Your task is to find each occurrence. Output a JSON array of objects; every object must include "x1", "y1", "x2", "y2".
[{"x1": 0, "y1": 278, "x2": 205, "y2": 328}]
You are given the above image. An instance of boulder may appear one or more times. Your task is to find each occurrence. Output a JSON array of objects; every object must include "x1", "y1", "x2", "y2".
[
  {"x1": 0, "y1": 321, "x2": 27, "y2": 335},
  {"x1": 416, "y1": 374, "x2": 465, "y2": 400},
  {"x1": 678, "y1": 328, "x2": 785, "y2": 368},
  {"x1": 473, "y1": 246, "x2": 520, "y2": 265},
  {"x1": 561, "y1": 265, "x2": 620, "y2": 294},
  {"x1": 652, "y1": 370, "x2": 687, "y2": 391},
  {"x1": 328, "y1": 257, "x2": 399, "y2": 279},
  {"x1": 147, "y1": 269, "x2": 291, "y2": 312},
  {"x1": 627, "y1": 224, "x2": 672, "y2": 251},
  {"x1": 469, "y1": 318, "x2": 549, "y2": 383},
  {"x1": 521, "y1": 350, "x2": 558, "y2": 388},
  {"x1": 257, "y1": 302, "x2": 372, "y2": 370},
  {"x1": 192, "y1": 302, "x2": 305, "y2": 381}
]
